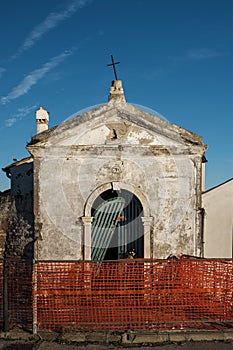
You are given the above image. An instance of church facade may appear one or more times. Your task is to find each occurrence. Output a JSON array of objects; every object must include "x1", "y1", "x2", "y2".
[
  {"x1": 27, "y1": 80, "x2": 207, "y2": 260},
  {"x1": 2, "y1": 80, "x2": 207, "y2": 261}
]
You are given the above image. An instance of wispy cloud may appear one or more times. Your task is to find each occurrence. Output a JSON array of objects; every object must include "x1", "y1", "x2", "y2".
[
  {"x1": 0, "y1": 67, "x2": 6, "y2": 78},
  {"x1": 98, "y1": 29, "x2": 104, "y2": 36},
  {"x1": 170, "y1": 48, "x2": 225, "y2": 64},
  {"x1": 5, "y1": 118, "x2": 17, "y2": 127},
  {"x1": 5, "y1": 104, "x2": 37, "y2": 127},
  {"x1": 187, "y1": 49, "x2": 224, "y2": 61},
  {"x1": 13, "y1": 0, "x2": 92, "y2": 58},
  {"x1": 1, "y1": 50, "x2": 72, "y2": 105}
]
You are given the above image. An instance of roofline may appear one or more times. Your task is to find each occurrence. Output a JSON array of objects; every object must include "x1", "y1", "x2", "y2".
[
  {"x1": 27, "y1": 102, "x2": 207, "y2": 149},
  {"x1": 2, "y1": 156, "x2": 33, "y2": 172},
  {"x1": 203, "y1": 177, "x2": 233, "y2": 194},
  {"x1": 0, "y1": 189, "x2": 11, "y2": 196}
]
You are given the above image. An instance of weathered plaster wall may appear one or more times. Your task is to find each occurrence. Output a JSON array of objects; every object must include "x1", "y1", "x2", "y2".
[
  {"x1": 29, "y1": 104, "x2": 205, "y2": 260},
  {"x1": 0, "y1": 192, "x2": 15, "y2": 258},
  {"x1": 10, "y1": 162, "x2": 33, "y2": 196},
  {"x1": 0, "y1": 191, "x2": 34, "y2": 258}
]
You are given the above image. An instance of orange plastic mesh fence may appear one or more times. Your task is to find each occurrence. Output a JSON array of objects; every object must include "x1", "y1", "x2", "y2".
[
  {"x1": 34, "y1": 259, "x2": 233, "y2": 331},
  {"x1": 0, "y1": 260, "x2": 33, "y2": 329}
]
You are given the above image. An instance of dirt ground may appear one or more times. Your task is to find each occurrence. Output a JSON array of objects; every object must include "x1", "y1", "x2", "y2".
[{"x1": 0, "y1": 340, "x2": 233, "y2": 350}]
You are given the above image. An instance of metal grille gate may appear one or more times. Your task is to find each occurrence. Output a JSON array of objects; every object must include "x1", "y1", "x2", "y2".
[
  {"x1": 91, "y1": 190, "x2": 144, "y2": 261},
  {"x1": 91, "y1": 197, "x2": 125, "y2": 261}
]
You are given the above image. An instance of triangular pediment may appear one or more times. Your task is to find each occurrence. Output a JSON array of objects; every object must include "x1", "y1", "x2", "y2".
[{"x1": 27, "y1": 102, "x2": 206, "y2": 151}]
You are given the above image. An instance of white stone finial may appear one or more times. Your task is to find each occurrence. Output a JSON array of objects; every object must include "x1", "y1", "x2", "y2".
[
  {"x1": 35, "y1": 106, "x2": 49, "y2": 134},
  {"x1": 108, "y1": 80, "x2": 126, "y2": 103}
]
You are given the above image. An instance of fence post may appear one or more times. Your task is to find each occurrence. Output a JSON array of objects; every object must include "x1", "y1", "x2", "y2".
[
  {"x1": 32, "y1": 259, "x2": 37, "y2": 334},
  {"x1": 3, "y1": 259, "x2": 9, "y2": 332}
]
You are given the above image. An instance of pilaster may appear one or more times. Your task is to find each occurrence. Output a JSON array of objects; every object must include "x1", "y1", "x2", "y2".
[
  {"x1": 82, "y1": 216, "x2": 93, "y2": 260},
  {"x1": 141, "y1": 216, "x2": 153, "y2": 258}
]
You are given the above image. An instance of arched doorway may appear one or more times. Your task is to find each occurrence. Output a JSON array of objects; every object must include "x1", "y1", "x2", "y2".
[{"x1": 91, "y1": 189, "x2": 144, "y2": 261}]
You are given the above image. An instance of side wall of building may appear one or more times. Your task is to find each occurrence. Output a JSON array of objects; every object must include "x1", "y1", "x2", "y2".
[
  {"x1": 203, "y1": 179, "x2": 233, "y2": 258},
  {"x1": 0, "y1": 192, "x2": 15, "y2": 258},
  {"x1": 0, "y1": 191, "x2": 33, "y2": 258},
  {"x1": 10, "y1": 162, "x2": 33, "y2": 197}
]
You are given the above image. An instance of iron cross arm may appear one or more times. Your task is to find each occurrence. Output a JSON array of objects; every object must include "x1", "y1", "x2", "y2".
[{"x1": 107, "y1": 55, "x2": 120, "y2": 80}]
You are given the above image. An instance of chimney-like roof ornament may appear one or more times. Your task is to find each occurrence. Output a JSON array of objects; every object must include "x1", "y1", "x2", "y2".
[{"x1": 35, "y1": 106, "x2": 49, "y2": 134}]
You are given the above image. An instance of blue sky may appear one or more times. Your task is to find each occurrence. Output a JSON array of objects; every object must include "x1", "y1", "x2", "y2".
[{"x1": 0, "y1": 0, "x2": 232, "y2": 191}]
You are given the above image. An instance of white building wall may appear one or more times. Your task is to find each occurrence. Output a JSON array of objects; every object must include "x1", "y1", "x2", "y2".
[{"x1": 203, "y1": 179, "x2": 233, "y2": 258}]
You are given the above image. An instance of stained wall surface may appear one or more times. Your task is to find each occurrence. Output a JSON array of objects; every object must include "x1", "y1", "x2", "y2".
[{"x1": 28, "y1": 100, "x2": 206, "y2": 260}]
